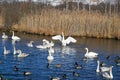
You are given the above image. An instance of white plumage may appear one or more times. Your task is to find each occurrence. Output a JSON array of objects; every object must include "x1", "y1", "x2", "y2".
[
  {"x1": 4, "y1": 46, "x2": 10, "y2": 55},
  {"x1": 12, "y1": 31, "x2": 20, "y2": 40},
  {"x1": 27, "y1": 41, "x2": 34, "y2": 47},
  {"x1": 85, "y1": 48, "x2": 98, "y2": 59},
  {"x1": 2, "y1": 32, "x2": 8, "y2": 39},
  {"x1": 52, "y1": 32, "x2": 77, "y2": 46},
  {"x1": 17, "y1": 50, "x2": 29, "y2": 58}
]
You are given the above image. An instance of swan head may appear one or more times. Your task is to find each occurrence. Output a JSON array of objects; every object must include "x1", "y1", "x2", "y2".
[{"x1": 85, "y1": 48, "x2": 88, "y2": 50}]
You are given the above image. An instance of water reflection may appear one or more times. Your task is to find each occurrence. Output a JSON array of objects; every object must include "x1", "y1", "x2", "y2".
[{"x1": 0, "y1": 33, "x2": 120, "y2": 80}]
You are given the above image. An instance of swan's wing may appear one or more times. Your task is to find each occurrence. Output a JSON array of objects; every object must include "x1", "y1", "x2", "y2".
[
  {"x1": 52, "y1": 35, "x2": 62, "y2": 41},
  {"x1": 65, "y1": 36, "x2": 77, "y2": 44},
  {"x1": 43, "y1": 39, "x2": 49, "y2": 45},
  {"x1": 102, "y1": 72, "x2": 110, "y2": 78},
  {"x1": 101, "y1": 67, "x2": 110, "y2": 72}
]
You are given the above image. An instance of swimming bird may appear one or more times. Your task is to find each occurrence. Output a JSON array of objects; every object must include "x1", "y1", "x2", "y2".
[
  {"x1": 55, "y1": 64, "x2": 61, "y2": 68},
  {"x1": 36, "y1": 39, "x2": 54, "y2": 49},
  {"x1": 2, "y1": 32, "x2": 8, "y2": 39},
  {"x1": 13, "y1": 45, "x2": 18, "y2": 55},
  {"x1": 17, "y1": 50, "x2": 29, "y2": 58},
  {"x1": 85, "y1": 48, "x2": 98, "y2": 59},
  {"x1": 102, "y1": 66, "x2": 113, "y2": 79},
  {"x1": 48, "y1": 46, "x2": 54, "y2": 54},
  {"x1": 14, "y1": 66, "x2": 18, "y2": 71},
  {"x1": 26, "y1": 41, "x2": 34, "y2": 47},
  {"x1": 23, "y1": 71, "x2": 32, "y2": 76},
  {"x1": 73, "y1": 71, "x2": 80, "y2": 77},
  {"x1": 96, "y1": 60, "x2": 110, "y2": 73},
  {"x1": 47, "y1": 50, "x2": 54, "y2": 61},
  {"x1": 3, "y1": 46, "x2": 10, "y2": 55},
  {"x1": 52, "y1": 32, "x2": 77, "y2": 46},
  {"x1": 50, "y1": 76, "x2": 60, "y2": 80},
  {"x1": 12, "y1": 31, "x2": 20, "y2": 40},
  {"x1": 74, "y1": 62, "x2": 82, "y2": 69}
]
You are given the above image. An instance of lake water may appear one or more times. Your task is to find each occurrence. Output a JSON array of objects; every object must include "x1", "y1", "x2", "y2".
[{"x1": 0, "y1": 32, "x2": 120, "y2": 80}]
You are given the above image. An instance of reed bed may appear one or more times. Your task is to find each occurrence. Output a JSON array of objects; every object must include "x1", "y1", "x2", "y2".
[{"x1": 11, "y1": 9, "x2": 120, "y2": 39}]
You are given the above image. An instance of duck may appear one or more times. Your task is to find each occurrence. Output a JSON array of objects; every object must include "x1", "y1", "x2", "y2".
[
  {"x1": 102, "y1": 66, "x2": 113, "y2": 79},
  {"x1": 2, "y1": 32, "x2": 8, "y2": 39},
  {"x1": 3, "y1": 46, "x2": 10, "y2": 55},
  {"x1": 52, "y1": 32, "x2": 77, "y2": 46},
  {"x1": 17, "y1": 50, "x2": 29, "y2": 58},
  {"x1": 23, "y1": 71, "x2": 32, "y2": 76},
  {"x1": 50, "y1": 76, "x2": 60, "y2": 80},
  {"x1": 73, "y1": 71, "x2": 80, "y2": 77},
  {"x1": 96, "y1": 60, "x2": 110, "y2": 73},
  {"x1": 26, "y1": 41, "x2": 34, "y2": 47},
  {"x1": 12, "y1": 31, "x2": 20, "y2": 40},
  {"x1": 74, "y1": 62, "x2": 82, "y2": 69},
  {"x1": 55, "y1": 64, "x2": 61, "y2": 68},
  {"x1": 84, "y1": 48, "x2": 98, "y2": 59},
  {"x1": 14, "y1": 66, "x2": 18, "y2": 71}
]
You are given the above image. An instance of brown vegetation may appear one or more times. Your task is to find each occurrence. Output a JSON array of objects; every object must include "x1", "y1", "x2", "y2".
[{"x1": 0, "y1": 1, "x2": 120, "y2": 39}]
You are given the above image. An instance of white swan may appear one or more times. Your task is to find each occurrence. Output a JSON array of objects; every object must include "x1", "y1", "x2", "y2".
[
  {"x1": 47, "y1": 50, "x2": 54, "y2": 61},
  {"x1": 12, "y1": 31, "x2": 20, "y2": 40},
  {"x1": 96, "y1": 60, "x2": 110, "y2": 73},
  {"x1": 102, "y1": 66, "x2": 113, "y2": 79},
  {"x1": 4, "y1": 46, "x2": 10, "y2": 55},
  {"x1": 52, "y1": 32, "x2": 77, "y2": 46},
  {"x1": 26, "y1": 41, "x2": 34, "y2": 47},
  {"x1": 13, "y1": 45, "x2": 18, "y2": 55},
  {"x1": 36, "y1": 39, "x2": 54, "y2": 49},
  {"x1": 85, "y1": 48, "x2": 98, "y2": 59},
  {"x1": 17, "y1": 50, "x2": 29, "y2": 58},
  {"x1": 48, "y1": 46, "x2": 54, "y2": 54},
  {"x1": 2, "y1": 32, "x2": 8, "y2": 39}
]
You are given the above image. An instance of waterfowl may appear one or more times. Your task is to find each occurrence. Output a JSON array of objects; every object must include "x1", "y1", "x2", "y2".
[
  {"x1": 12, "y1": 31, "x2": 20, "y2": 40},
  {"x1": 52, "y1": 32, "x2": 77, "y2": 46},
  {"x1": 2, "y1": 32, "x2": 8, "y2": 39},
  {"x1": 73, "y1": 71, "x2": 80, "y2": 77},
  {"x1": 85, "y1": 48, "x2": 98, "y2": 59},
  {"x1": 62, "y1": 74, "x2": 67, "y2": 79},
  {"x1": 23, "y1": 71, "x2": 32, "y2": 76},
  {"x1": 14, "y1": 66, "x2": 18, "y2": 71},
  {"x1": 74, "y1": 62, "x2": 82, "y2": 69},
  {"x1": 55, "y1": 64, "x2": 61, "y2": 68},
  {"x1": 13, "y1": 45, "x2": 18, "y2": 55},
  {"x1": 96, "y1": 60, "x2": 110, "y2": 73},
  {"x1": 50, "y1": 76, "x2": 60, "y2": 80},
  {"x1": 3, "y1": 46, "x2": 10, "y2": 55},
  {"x1": 48, "y1": 46, "x2": 54, "y2": 54},
  {"x1": 102, "y1": 66, "x2": 113, "y2": 79},
  {"x1": 27, "y1": 41, "x2": 34, "y2": 47},
  {"x1": 47, "y1": 51, "x2": 54, "y2": 61},
  {"x1": 17, "y1": 50, "x2": 29, "y2": 58},
  {"x1": 36, "y1": 39, "x2": 54, "y2": 49}
]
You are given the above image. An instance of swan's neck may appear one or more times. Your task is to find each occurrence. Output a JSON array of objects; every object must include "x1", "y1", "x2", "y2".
[
  {"x1": 110, "y1": 67, "x2": 113, "y2": 79},
  {"x1": 4, "y1": 46, "x2": 6, "y2": 52},
  {"x1": 62, "y1": 32, "x2": 64, "y2": 41},
  {"x1": 96, "y1": 61, "x2": 100, "y2": 72},
  {"x1": 12, "y1": 31, "x2": 14, "y2": 37},
  {"x1": 85, "y1": 48, "x2": 89, "y2": 55}
]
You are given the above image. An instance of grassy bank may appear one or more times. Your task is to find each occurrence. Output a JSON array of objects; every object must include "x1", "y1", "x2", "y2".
[{"x1": 11, "y1": 9, "x2": 120, "y2": 39}]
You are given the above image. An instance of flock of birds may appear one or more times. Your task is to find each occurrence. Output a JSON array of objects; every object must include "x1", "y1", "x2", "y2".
[{"x1": 1, "y1": 31, "x2": 120, "y2": 80}]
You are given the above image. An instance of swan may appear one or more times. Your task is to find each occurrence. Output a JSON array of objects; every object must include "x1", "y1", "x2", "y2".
[
  {"x1": 12, "y1": 31, "x2": 20, "y2": 40},
  {"x1": 2, "y1": 32, "x2": 8, "y2": 39},
  {"x1": 13, "y1": 45, "x2": 18, "y2": 55},
  {"x1": 26, "y1": 41, "x2": 34, "y2": 47},
  {"x1": 96, "y1": 60, "x2": 110, "y2": 73},
  {"x1": 17, "y1": 50, "x2": 29, "y2": 58},
  {"x1": 47, "y1": 51, "x2": 54, "y2": 61},
  {"x1": 102, "y1": 66, "x2": 113, "y2": 79},
  {"x1": 36, "y1": 39, "x2": 54, "y2": 49},
  {"x1": 52, "y1": 32, "x2": 77, "y2": 46},
  {"x1": 48, "y1": 46, "x2": 54, "y2": 54},
  {"x1": 85, "y1": 48, "x2": 98, "y2": 59},
  {"x1": 4, "y1": 46, "x2": 10, "y2": 55}
]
